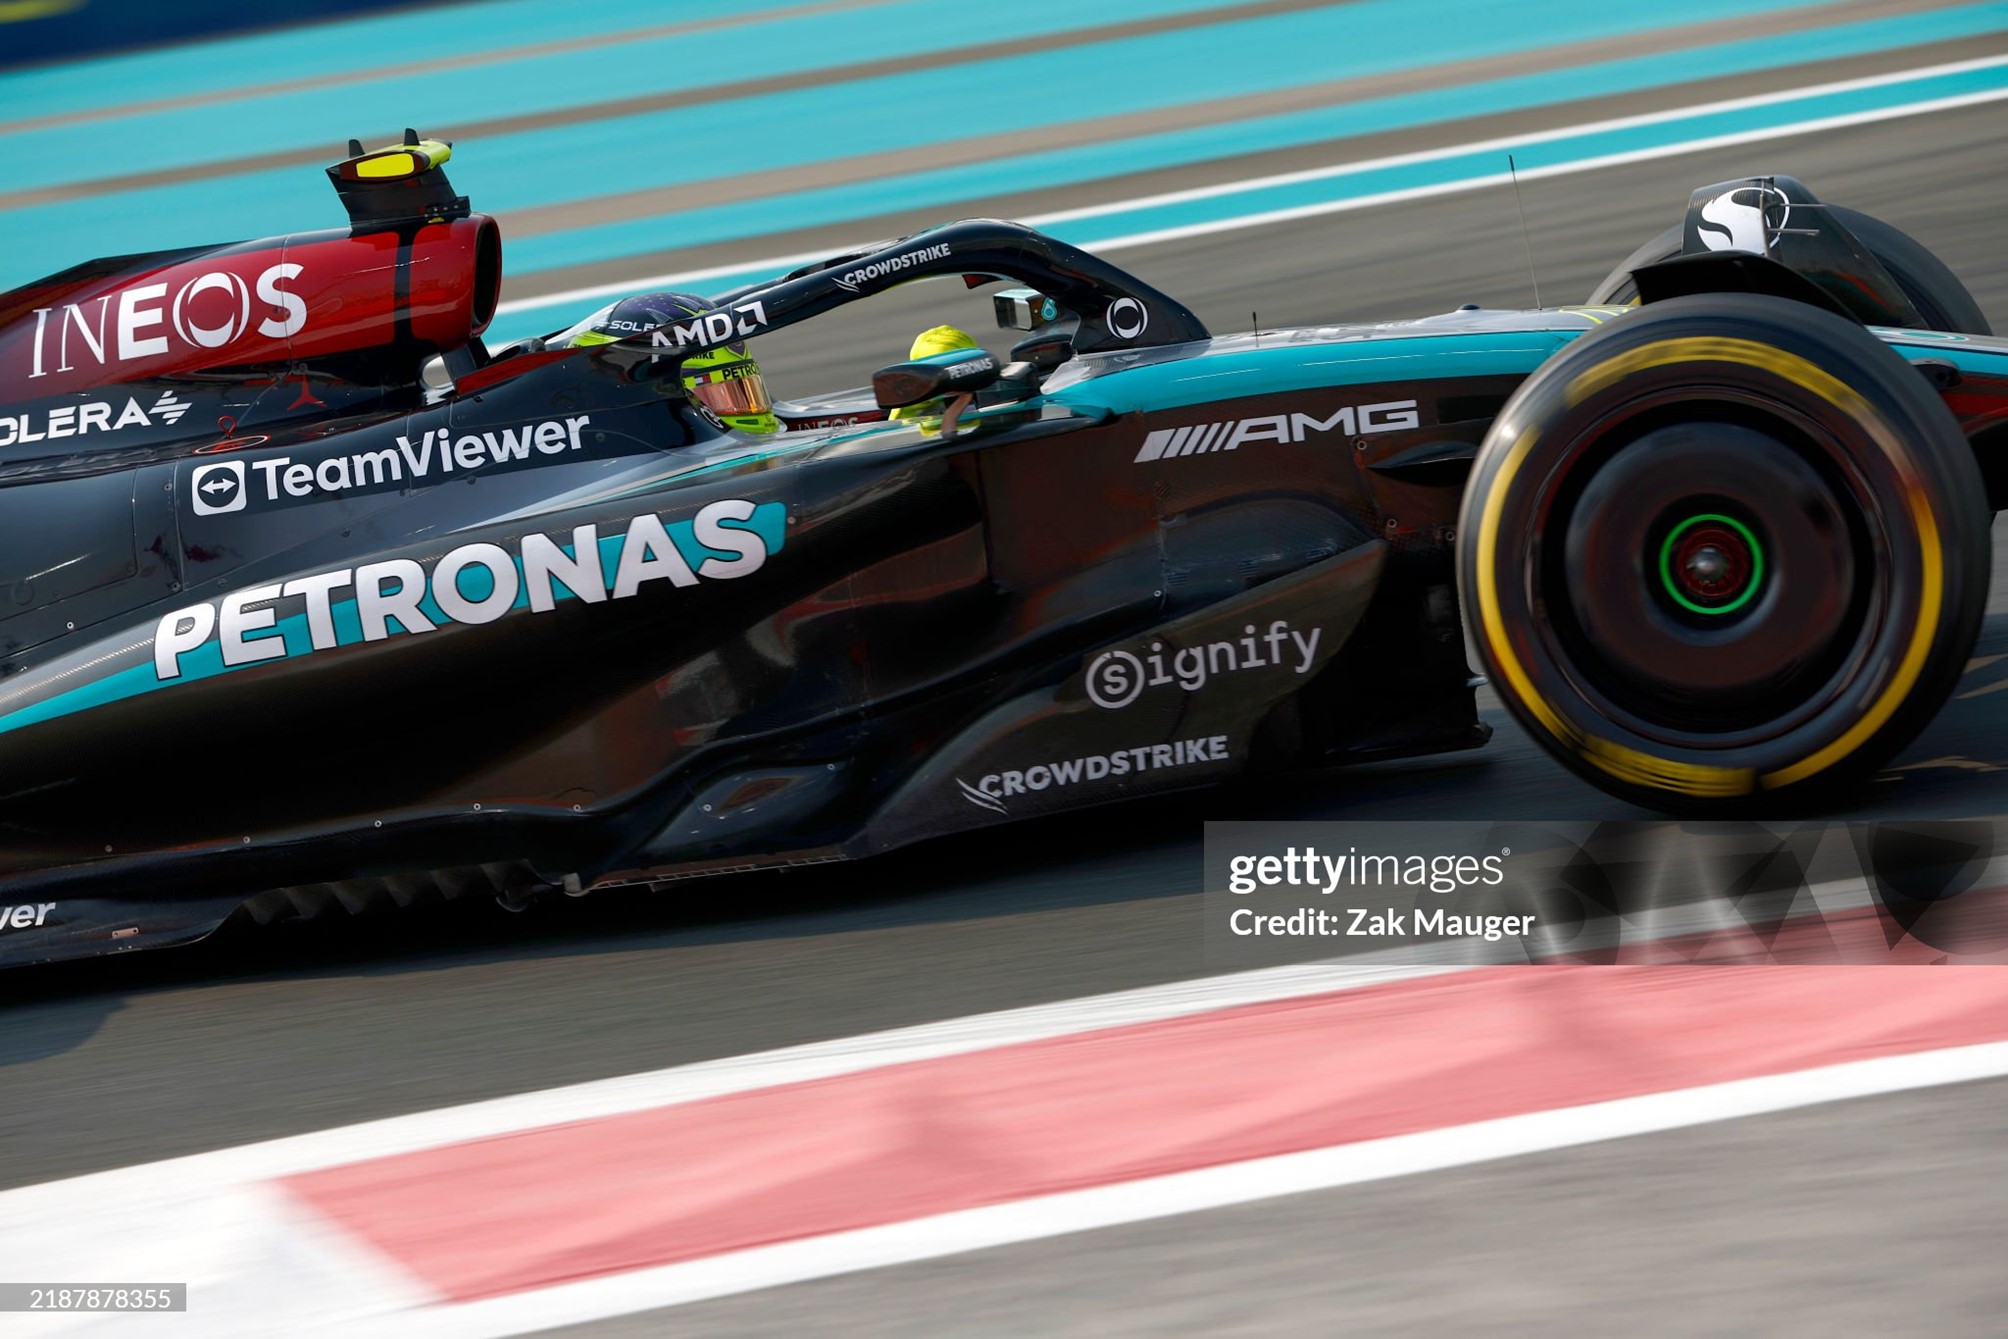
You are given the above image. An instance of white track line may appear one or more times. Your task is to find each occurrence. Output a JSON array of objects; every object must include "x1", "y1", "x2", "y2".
[
  {"x1": 0, "y1": 959, "x2": 1456, "y2": 1334},
  {"x1": 492, "y1": 52, "x2": 2008, "y2": 318},
  {"x1": 0, "y1": 863, "x2": 1917, "y2": 1210},
  {"x1": 0, "y1": 870, "x2": 1980, "y2": 1335},
  {"x1": 389, "y1": 1041, "x2": 2008, "y2": 1337},
  {"x1": 0, "y1": 959, "x2": 1452, "y2": 1217},
  {"x1": 1033, "y1": 50, "x2": 2008, "y2": 228},
  {"x1": 1083, "y1": 84, "x2": 2008, "y2": 254}
]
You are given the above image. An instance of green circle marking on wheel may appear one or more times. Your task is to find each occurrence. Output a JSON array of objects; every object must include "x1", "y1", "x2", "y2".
[{"x1": 1657, "y1": 513, "x2": 1764, "y2": 615}]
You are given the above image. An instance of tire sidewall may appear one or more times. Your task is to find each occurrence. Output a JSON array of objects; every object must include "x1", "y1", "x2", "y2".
[{"x1": 1460, "y1": 294, "x2": 1989, "y2": 808}]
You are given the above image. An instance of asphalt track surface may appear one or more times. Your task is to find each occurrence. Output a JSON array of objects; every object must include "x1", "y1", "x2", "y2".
[
  {"x1": 559, "y1": 1078, "x2": 2008, "y2": 1338},
  {"x1": 7, "y1": 61, "x2": 2008, "y2": 1339}
]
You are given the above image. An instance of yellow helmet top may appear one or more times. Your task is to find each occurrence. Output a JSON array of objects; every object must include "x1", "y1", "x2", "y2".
[{"x1": 909, "y1": 325, "x2": 981, "y2": 360}]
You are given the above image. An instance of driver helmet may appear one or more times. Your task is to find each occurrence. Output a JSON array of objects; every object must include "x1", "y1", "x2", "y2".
[{"x1": 559, "y1": 291, "x2": 779, "y2": 435}]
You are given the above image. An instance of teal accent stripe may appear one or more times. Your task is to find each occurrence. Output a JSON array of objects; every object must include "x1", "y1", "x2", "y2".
[
  {"x1": 1879, "y1": 333, "x2": 2008, "y2": 372},
  {"x1": 1045, "y1": 333, "x2": 1569, "y2": 416},
  {"x1": 0, "y1": 659, "x2": 161, "y2": 738},
  {"x1": 1045, "y1": 328, "x2": 2008, "y2": 424}
]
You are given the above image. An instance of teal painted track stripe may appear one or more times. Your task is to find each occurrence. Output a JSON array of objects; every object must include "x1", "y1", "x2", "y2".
[
  {"x1": 0, "y1": 0, "x2": 1283, "y2": 188},
  {"x1": 1058, "y1": 59, "x2": 2008, "y2": 246},
  {"x1": 490, "y1": 5, "x2": 2008, "y2": 287},
  {"x1": 3, "y1": 4, "x2": 1995, "y2": 300},
  {"x1": 0, "y1": 0, "x2": 1862, "y2": 270},
  {"x1": 482, "y1": 53, "x2": 2008, "y2": 342},
  {"x1": 0, "y1": 0, "x2": 874, "y2": 122}
]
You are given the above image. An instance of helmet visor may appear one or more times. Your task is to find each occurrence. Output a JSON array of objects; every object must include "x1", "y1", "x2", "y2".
[{"x1": 687, "y1": 363, "x2": 772, "y2": 419}]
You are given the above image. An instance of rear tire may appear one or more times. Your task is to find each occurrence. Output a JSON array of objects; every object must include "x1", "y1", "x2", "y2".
[
  {"x1": 1586, "y1": 206, "x2": 1991, "y2": 335},
  {"x1": 1459, "y1": 293, "x2": 1989, "y2": 811}
]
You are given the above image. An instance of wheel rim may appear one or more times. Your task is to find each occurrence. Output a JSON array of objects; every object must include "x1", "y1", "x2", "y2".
[
  {"x1": 1658, "y1": 513, "x2": 1763, "y2": 615},
  {"x1": 1541, "y1": 400, "x2": 1878, "y2": 742}
]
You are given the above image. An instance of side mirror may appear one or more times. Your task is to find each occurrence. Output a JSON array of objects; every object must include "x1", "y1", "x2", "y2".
[
  {"x1": 872, "y1": 349, "x2": 1001, "y2": 441},
  {"x1": 872, "y1": 350, "x2": 1001, "y2": 409}
]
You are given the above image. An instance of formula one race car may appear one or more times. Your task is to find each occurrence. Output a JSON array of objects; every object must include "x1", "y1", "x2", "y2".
[{"x1": 1, "y1": 136, "x2": 2003, "y2": 966}]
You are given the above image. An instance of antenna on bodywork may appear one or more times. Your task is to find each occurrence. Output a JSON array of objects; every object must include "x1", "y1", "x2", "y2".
[{"x1": 1508, "y1": 154, "x2": 1542, "y2": 309}]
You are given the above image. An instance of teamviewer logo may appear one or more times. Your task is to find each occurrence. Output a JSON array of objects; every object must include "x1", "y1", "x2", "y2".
[{"x1": 191, "y1": 460, "x2": 246, "y2": 515}]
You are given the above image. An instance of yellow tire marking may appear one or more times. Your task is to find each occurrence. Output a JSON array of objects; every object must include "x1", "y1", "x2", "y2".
[{"x1": 1475, "y1": 335, "x2": 1943, "y2": 797}]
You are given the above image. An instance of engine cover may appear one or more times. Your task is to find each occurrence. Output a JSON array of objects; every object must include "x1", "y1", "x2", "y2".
[{"x1": 0, "y1": 214, "x2": 500, "y2": 399}]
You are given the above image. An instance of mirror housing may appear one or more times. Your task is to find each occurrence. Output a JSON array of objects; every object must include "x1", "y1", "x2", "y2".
[
  {"x1": 872, "y1": 349, "x2": 1001, "y2": 409},
  {"x1": 993, "y1": 286, "x2": 1063, "y2": 331}
]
